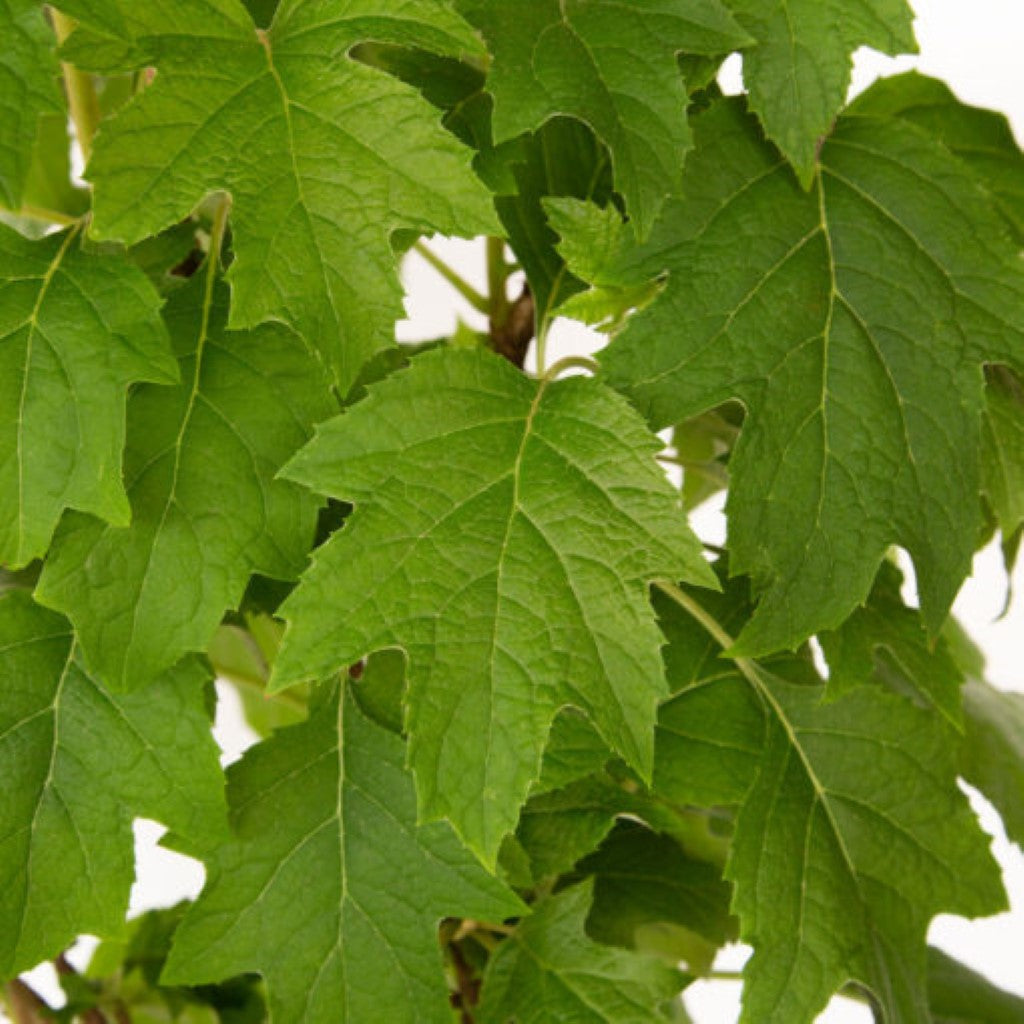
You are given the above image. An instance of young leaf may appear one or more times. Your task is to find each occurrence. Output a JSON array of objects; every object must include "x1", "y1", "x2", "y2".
[
  {"x1": 272, "y1": 347, "x2": 714, "y2": 862},
  {"x1": 163, "y1": 684, "x2": 524, "y2": 1024},
  {"x1": 477, "y1": 880, "x2": 685, "y2": 1024},
  {"x1": 571, "y1": 96, "x2": 1024, "y2": 655},
  {"x1": 73, "y1": 0, "x2": 498, "y2": 391},
  {"x1": 0, "y1": 223, "x2": 175, "y2": 569},
  {"x1": 0, "y1": 0, "x2": 62, "y2": 210},
  {"x1": 0, "y1": 591, "x2": 225, "y2": 981},
  {"x1": 723, "y1": 0, "x2": 917, "y2": 185},
  {"x1": 35, "y1": 261, "x2": 334, "y2": 691},
  {"x1": 459, "y1": 0, "x2": 751, "y2": 236}
]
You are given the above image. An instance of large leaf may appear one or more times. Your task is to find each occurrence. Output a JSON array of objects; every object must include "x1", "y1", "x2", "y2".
[
  {"x1": 559, "y1": 96, "x2": 1024, "y2": 655},
  {"x1": 35, "y1": 261, "x2": 334, "y2": 691},
  {"x1": 650, "y1": 586, "x2": 1005, "y2": 1023},
  {"x1": 163, "y1": 684, "x2": 523, "y2": 1024},
  {"x1": 0, "y1": 223, "x2": 175, "y2": 569},
  {"x1": 67, "y1": 0, "x2": 498, "y2": 391},
  {"x1": 0, "y1": 591, "x2": 225, "y2": 980},
  {"x1": 723, "y1": 0, "x2": 917, "y2": 185},
  {"x1": 0, "y1": 0, "x2": 62, "y2": 209},
  {"x1": 272, "y1": 347, "x2": 714, "y2": 862},
  {"x1": 477, "y1": 880, "x2": 685, "y2": 1024},
  {"x1": 459, "y1": 0, "x2": 750, "y2": 236}
]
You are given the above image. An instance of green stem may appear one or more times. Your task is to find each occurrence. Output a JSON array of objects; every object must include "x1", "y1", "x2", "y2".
[
  {"x1": 705, "y1": 970, "x2": 745, "y2": 982},
  {"x1": 51, "y1": 11, "x2": 101, "y2": 164},
  {"x1": 486, "y1": 236, "x2": 510, "y2": 324},
  {"x1": 653, "y1": 581, "x2": 763, "y2": 693},
  {"x1": 413, "y1": 241, "x2": 488, "y2": 314},
  {"x1": 542, "y1": 354, "x2": 600, "y2": 382}
]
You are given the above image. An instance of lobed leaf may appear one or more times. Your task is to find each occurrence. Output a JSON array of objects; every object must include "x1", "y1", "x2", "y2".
[
  {"x1": 164, "y1": 683, "x2": 523, "y2": 1024},
  {"x1": 0, "y1": 591, "x2": 226, "y2": 981},
  {"x1": 273, "y1": 346, "x2": 714, "y2": 862}
]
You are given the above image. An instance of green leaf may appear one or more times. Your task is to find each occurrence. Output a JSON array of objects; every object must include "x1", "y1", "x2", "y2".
[
  {"x1": 723, "y1": 0, "x2": 917, "y2": 185},
  {"x1": 0, "y1": 591, "x2": 226, "y2": 980},
  {"x1": 819, "y1": 560, "x2": 964, "y2": 728},
  {"x1": 272, "y1": 347, "x2": 714, "y2": 861},
  {"x1": 477, "y1": 880, "x2": 685, "y2": 1024},
  {"x1": 982, "y1": 366, "x2": 1024, "y2": 541},
  {"x1": 729, "y1": 675, "x2": 1004, "y2": 1021},
  {"x1": 0, "y1": 223, "x2": 175, "y2": 569},
  {"x1": 961, "y1": 677, "x2": 1024, "y2": 849},
  {"x1": 533, "y1": 708, "x2": 612, "y2": 796},
  {"x1": 35, "y1": 261, "x2": 334, "y2": 691},
  {"x1": 76, "y1": 0, "x2": 498, "y2": 391},
  {"x1": 578, "y1": 821, "x2": 736, "y2": 969},
  {"x1": 163, "y1": 684, "x2": 523, "y2": 1024},
  {"x1": 649, "y1": 583, "x2": 1006, "y2": 1021},
  {"x1": 0, "y1": 0, "x2": 63, "y2": 210},
  {"x1": 580, "y1": 96, "x2": 1024, "y2": 655},
  {"x1": 927, "y1": 946, "x2": 1024, "y2": 1024},
  {"x1": 847, "y1": 71, "x2": 1024, "y2": 244},
  {"x1": 459, "y1": 0, "x2": 750, "y2": 236}
]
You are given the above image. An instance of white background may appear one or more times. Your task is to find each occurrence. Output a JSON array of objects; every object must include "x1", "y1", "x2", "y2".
[{"x1": 12, "y1": 1, "x2": 1024, "y2": 1021}]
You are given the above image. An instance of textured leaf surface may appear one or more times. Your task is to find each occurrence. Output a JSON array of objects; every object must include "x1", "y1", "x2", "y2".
[
  {"x1": 981, "y1": 367, "x2": 1024, "y2": 540},
  {"x1": 723, "y1": 0, "x2": 917, "y2": 184},
  {"x1": 477, "y1": 880, "x2": 684, "y2": 1024},
  {"x1": 0, "y1": 591, "x2": 225, "y2": 980},
  {"x1": 36, "y1": 264, "x2": 333, "y2": 690},
  {"x1": 76, "y1": 0, "x2": 497, "y2": 390},
  {"x1": 273, "y1": 347, "x2": 713, "y2": 861},
  {"x1": 164, "y1": 685, "x2": 522, "y2": 1024},
  {"x1": 577, "y1": 97, "x2": 1024, "y2": 654},
  {"x1": 848, "y1": 72, "x2": 1024, "y2": 243},
  {"x1": 651, "y1": 586, "x2": 1004, "y2": 1022},
  {"x1": 460, "y1": 0, "x2": 750, "y2": 236},
  {"x1": 0, "y1": 223, "x2": 175, "y2": 569},
  {"x1": 0, "y1": 0, "x2": 62, "y2": 209}
]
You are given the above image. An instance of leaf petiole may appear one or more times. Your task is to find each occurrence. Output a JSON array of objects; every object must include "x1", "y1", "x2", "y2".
[{"x1": 412, "y1": 241, "x2": 489, "y2": 314}]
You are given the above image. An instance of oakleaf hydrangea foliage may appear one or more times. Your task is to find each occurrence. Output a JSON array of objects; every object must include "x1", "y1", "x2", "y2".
[{"x1": 1, "y1": 2, "x2": 1023, "y2": 1022}]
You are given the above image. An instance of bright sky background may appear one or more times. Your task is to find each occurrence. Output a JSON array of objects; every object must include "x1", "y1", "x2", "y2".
[{"x1": 11, "y1": 2, "x2": 1023, "y2": 1022}]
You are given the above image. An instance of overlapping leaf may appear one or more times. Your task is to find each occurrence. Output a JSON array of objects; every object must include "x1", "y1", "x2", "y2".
[
  {"x1": 35, "y1": 261, "x2": 334, "y2": 691},
  {"x1": 272, "y1": 347, "x2": 714, "y2": 862},
  {"x1": 723, "y1": 0, "x2": 917, "y2": 184},
  {"x1": 459, "y1": 0, "x2": 750, "y2": 236},
  {"x1": 64, "y1": 0, "x2": 498, "y2": 391},
  {"x1": 164, "y1": 684, "x2": 523, "y2": 1024},
  {"x1": 0, "y1": 591, "x2": 225, "y2": 980},
  {"x1": 477, "y1": 880, "x2": 685, "y2": 1024},
  {"x1": 651, "y1": 584, "x2": 1005, "y2": 1023},
  {"x1": 555, "y1": 95, "x2": 1024, "y2": 654},
  {"x1": 0, "y1": 223, "x2": 175, "y2": 569},
  {"x1": 0, "y1": 0, "x2": 62, "y2": 210}
]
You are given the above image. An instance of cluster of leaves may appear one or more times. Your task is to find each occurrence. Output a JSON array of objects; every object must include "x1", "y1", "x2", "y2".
[{"x1": 2, "y1": 1, "x2": 1024, "y2": 1022}]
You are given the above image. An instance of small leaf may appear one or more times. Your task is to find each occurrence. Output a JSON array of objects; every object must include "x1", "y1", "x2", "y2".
[
  {"x1": 0, "y1": 591, "x2": 225, "y2": 980},
  {"x1": 273, "y1": 347, "x2": 714, "y2": 862},
  {"x1": 477, "y1": 880, "x2": 686, "y2": 1024},
  {"x1": 927, "y1": 946, "x2": 1024, "y2": 1024},
  {"x1": 0, "y1": 223, "x2": 175, "y2": 569},
  {"x1": 164, "y1": 683, "x2": 523, "y2": 1024}
]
